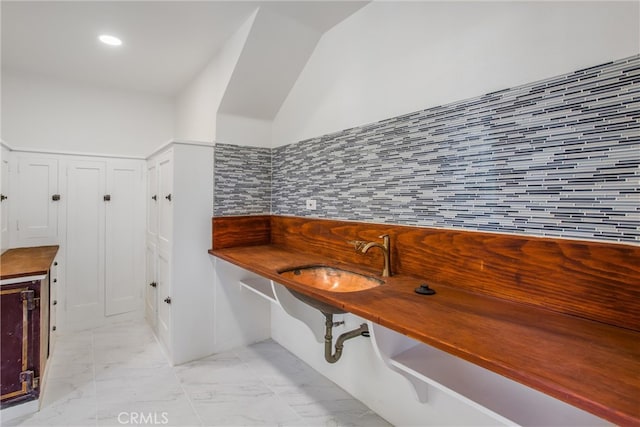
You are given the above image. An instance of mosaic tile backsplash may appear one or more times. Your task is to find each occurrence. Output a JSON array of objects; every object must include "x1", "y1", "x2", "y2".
[
  {"x1": 217, "y1": 55, "x2": 640, "y2": 244},
  {"x1": 213, "y1": 143, "x2": 271, "y2": 216}
]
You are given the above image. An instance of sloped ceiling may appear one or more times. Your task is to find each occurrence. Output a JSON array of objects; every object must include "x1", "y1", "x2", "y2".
[{"x1": 218, "y1": 2, "x2": 367, "y2": 120}]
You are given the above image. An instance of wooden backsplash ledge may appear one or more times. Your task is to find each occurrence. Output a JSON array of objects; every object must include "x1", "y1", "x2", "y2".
[
  {"x1": 212, "y1": 215, "x2": 640, "y2": 331},
  {"x1": 211, "y1": 215, "x2": 271, "y2": 250}
]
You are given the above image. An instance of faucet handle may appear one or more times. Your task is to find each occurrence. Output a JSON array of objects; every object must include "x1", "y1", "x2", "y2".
[{"x1": 348, "y1": 240, "x2": 367, "y2": 251}]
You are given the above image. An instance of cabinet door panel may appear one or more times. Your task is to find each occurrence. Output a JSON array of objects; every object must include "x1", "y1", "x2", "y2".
[
  {"x1": 1, "y1": 148, "x2": 10, "y2": 250},
  {"x1": 0, "y1": 285, "x2": 29, "y2": 403},
  {"x1": 65, "y1": 161, "x2": 105, "y2": 325},
  {"x1": 105, "y1": 162, "x2": 144, "y2": 316},
  {"x1": 156, "y1": 250, "x2": 171, "y2": 355},
  {"x1": 146, "y1": 161, "x2": 158, "y2": 240},
  {"x1": 0, "y1": 280, "x2": 43, "y2": 406},
  {"x1": 157, "y1": 152, "x2": 172, "y2": 255},
  {"x1": 16, "y1": 157, "x2": 58, "y2": 245},
  {"x1": 145, "y1": 242, "x2": 157, "y2": 330}
]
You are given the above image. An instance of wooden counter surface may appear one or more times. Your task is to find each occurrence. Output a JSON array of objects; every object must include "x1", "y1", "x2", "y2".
[
  {"x1": 0, "y1": 246, "x2": 59, "y2": 280},
  {"x1": 210, "y1": 244, "x2": 640, "y2": 425}
]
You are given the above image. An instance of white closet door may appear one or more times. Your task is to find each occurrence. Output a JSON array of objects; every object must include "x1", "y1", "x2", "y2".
[
  {"x1": 156, "y1": 249, "x2": 171, "y2": 356},
  {"x1": 145, "y1": 241, "x2": 157, "y2": 330},
  {"x1": 15, "y1": 156, "x2": 59, "y2": 245},
  {"x1": 1, "y1": 148, "x2": 10, "y2": 249},
  {"x1": 156, "y1": 150, "x2": 172, "y2": 355},
  {"x1": 146, "y1": 160, "x2": 158, "y2": 241},
  {"x1": 157, "y1": 151, "x2": 173, "y2": 255},
  {"x1": 65, "y1": 160, "x2": 106, "y2": 326},
  {"x1": 105, "y1": 161, "x2": 144, "y2": 316}
]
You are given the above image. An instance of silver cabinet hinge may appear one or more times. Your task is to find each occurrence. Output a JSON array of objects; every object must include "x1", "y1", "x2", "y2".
[
  {"x1": 19, "y1": 370, "x2": 37, "y2": 391},
  {"x1": 21, "y1": 290, "x2": 39, "y2": 310}
]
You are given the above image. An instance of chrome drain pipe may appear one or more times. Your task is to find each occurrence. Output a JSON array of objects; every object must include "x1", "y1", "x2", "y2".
[{"x1": 323, "y1": 312, "x2": 369, "y2": 363}]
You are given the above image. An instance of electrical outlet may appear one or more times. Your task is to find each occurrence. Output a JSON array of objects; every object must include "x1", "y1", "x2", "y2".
[{"x1": 305, "y1": 199, "x2": 317, "y2": 210}]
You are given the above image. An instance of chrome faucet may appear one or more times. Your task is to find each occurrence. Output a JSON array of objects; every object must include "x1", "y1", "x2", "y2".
[{"x1": 350, "y1": 235, "x2": 391, "y2": 277}]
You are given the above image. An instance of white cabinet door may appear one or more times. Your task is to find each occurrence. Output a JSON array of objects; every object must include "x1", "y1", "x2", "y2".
[
  {"x1": 145, "y1": 157, "x2": 160, "y2": 334},
  {"x1": 145, "y1": 241, "x2": 157, "y2": 330},
  {"x1": 105, "y1": 162, "x2": 144, "y2": 316},
  {"x1": 65, "y1": 160, "x2": 106, "y2": 326},
  {"x1": 155, "y1": 150, "x2": 172, "y2": 356},
  {"x1": 15, "y1": 156, "x2": 59, "y2": 245},
  {"x1": 156, "y1": 249, "x2": 171, "y2": 356},
  {"x1": 157, "y1": 151, "x2": 173, "y2": 255},
  {"x1": 0, "y1": 148, "x2": 10, "y2": 250},
  {"x1": 146, "y1": 160, "x2": 158, "y2": 241}
]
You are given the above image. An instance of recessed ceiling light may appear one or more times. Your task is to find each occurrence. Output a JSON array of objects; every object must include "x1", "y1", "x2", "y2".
[{"x1": 99, "y1": 34, "x2": 122, "y2": 46}]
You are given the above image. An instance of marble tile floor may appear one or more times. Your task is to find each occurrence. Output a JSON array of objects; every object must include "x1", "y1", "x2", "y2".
[{"x1": 4, "y1": 319, "x2": 391, "y2": 427}]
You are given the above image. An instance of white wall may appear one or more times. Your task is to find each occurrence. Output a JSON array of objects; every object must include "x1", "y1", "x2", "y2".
[
  {"x1": 272, "y1": 1, "x2": 640, "y2": 146},
  {"x1": 1, "y1": 71, "x2": 173, "y2": 157},
  {"x1": 216, "y1": 113, "x2": 272, "y2": 148},
  {"x1": 173, "y1": 9, "x2": 257, "y2": 143}
]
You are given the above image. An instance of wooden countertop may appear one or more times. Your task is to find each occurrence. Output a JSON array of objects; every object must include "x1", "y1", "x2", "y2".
[
  {"x1": 0, "y1": 246, "x2": 59, "y2": 280},
  {"x1": 210, "y1": 244, "x2": 640, "y2": 426}
]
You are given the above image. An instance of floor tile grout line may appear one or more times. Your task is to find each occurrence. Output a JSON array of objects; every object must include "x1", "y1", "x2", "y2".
[
  {"x1": 91, "y1": 329, "x2": 98, "y2": 427},
  {"x1": 146, "y1": 320, "x2": 205, "y2": 427},
  {"x1": 226, "y1": 346, "x2": 305, "y2": 426},
  {"x1": 259, "y1": 369, "x2": 307, "y2": 425},
  {"x1": 244, "y1": 346, "x2": 306, "y2": 425},
  {"x1": 246, "y1": 341, "x2": 388, "y2": 426},
  {"x1": 171, "y1": 360, "x2": 205, "y2": 426}
]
